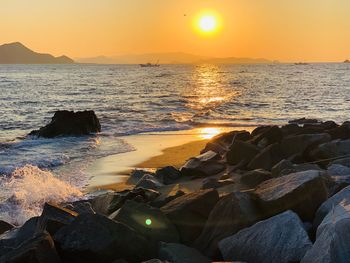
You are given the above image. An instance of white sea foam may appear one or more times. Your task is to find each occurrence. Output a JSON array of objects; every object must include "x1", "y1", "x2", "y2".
[{"x1": 0, "y1": 165, "x2": 83, "y2": 225}]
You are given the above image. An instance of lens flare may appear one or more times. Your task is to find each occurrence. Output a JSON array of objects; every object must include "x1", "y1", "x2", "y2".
[{"x1": 145, "y1": 218, "x2": 152, "y2": 226}]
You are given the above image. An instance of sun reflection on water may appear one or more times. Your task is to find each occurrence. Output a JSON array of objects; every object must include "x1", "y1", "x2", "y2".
[{"x1": 198, "y1": 127, "x2": 223, "y2": 139}]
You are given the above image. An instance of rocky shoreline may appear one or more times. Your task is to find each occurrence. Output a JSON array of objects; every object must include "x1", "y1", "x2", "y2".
[{"x1": 1, "y1": 118, "x2": 350, "y2": 262}]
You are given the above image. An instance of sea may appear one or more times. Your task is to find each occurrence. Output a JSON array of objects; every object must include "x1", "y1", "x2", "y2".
[{"x1": 0, "y1": 63, "x2": 350, "y2": 224}]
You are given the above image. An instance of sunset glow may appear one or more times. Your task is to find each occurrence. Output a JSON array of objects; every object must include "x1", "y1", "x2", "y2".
[{"x1": 198, "y1": 15, "x2": 217, "y2": 33}]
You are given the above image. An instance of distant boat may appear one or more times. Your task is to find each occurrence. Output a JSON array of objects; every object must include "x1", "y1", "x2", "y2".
[
  {"x1": 140, "y1": 60, "x2": 160, "y2": 67},
  {"x1": 344, "y1": 59, "x2": 350, "y2": 63},
  {"x1": 294, "y1": 62, "x2": 308, "y2": 65}
]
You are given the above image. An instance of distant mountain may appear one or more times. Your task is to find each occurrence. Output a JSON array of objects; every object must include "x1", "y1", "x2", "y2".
[
  {"x1": 76, "y1": 52, "x2": 273, "y2": 64},
  {"x1": 0, "y1": 42, "x2": 74, "y2": 64}
]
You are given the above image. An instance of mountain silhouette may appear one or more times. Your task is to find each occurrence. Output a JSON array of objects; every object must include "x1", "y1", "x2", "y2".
[{"x1": 0, "y1": 42, "x2": 74, "y2": 64}]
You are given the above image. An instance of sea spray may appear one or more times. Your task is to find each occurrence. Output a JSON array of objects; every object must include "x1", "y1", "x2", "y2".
[{"x1": 0, "y1": 164, "x2": 82, "y2": 225}]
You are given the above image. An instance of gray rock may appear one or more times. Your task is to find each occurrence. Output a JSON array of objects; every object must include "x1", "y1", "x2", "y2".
[
  {"x1": 54, "y1": 213, "x2": 154, "y2": 263},
  {"x1": 161, "y1": 189, "x2": 219, "y2": 244},
  {"x1": 181, "y1": 151, "x2": 225, "y2": 177},
  {"x1": 64, "y1": 201, "x2": 95, "y2": 214},
  {"x1": 310, "y1": 139, "x2": 350, "y2": 162},
  {"x1": 251, "y1": 125, "x2": 283, "y2": 148},
  {"x1": 0, "y1": 231, "x2": 61, "y2": 263},
  {"x1": 130, "y1": 169, "x2": 156, "y2": 181},
  {"x1": 302, "y1": 202, "x2": 350, "y2": 263},
  {"x1": 240, "y1": 169, "x2": 272, "y2": 187},
  {"x1": 155, "y1": 166, "x2": 181, "y2": 185},
  {"x1": 109, "y1": 200, "x2": 179, "y2": 243},
  {"x1": 254, "y1": 170, "x2": 328, "y2": 221},
  {"x1": 327, "y1": 164, "x2": 350, "y2": 176},
  {"x1": 248, "y1": 143, "x2": 285, "y2": 171},
  {"x1": 218, "y1": 210, "x2": 312, "y2": 263},
  {"x1": 313, "y1": 185, "x2": 350, "y2": 228},
  {"x1": 136, "y1": 174, "x2": 163, "y2": 190},
  {"x1": 226, "y1": 141, "x2": 259, "y2": 165},
  {"x1": 150, "y1": 190, "x2": 185, "y2": 208},
  {"x1": 158, "y1": 242, "x2": 210, "y2": 263},
  {"x1": 194, "y1": 192, "x2": 261, "y2": 258}
]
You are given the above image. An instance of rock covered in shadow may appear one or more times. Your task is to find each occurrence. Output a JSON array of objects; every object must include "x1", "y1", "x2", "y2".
[
  {"x1": 29, "y1": 110, "x2": 101, "y2": 138},
  {"x1": 109, "y1": 200, "x2": 180, "y2": 243},
  {"x1": 54, "y1": 213, "x2": 155, "y2": 263},
  {"x1": 155, "y1": 166, "x2": 181, "y2": 185},
  {"x1": 158, "y1": 242, "x2": 210, "y2": 263},
  {"x1": 150, "y1": 190, "x2": 185, "y2": 208},
  {"x1": 0, "y1": 220, "x2": 14, "y2": 235},
  {"x1": 180, "y1": 151, "x2": 225, "y2": 177},
  {"x1": 289, "y1": 118, "x2": 320, "y2": 125},
  {"x1": 0, "y1": 231, "x2": 61, "y2": 263},
  {"x1": 326, "y1": 121, "x2": 350, "y2": 140},
  {"x1": 251, "y1": 125, "x2": 283, "y2": 148},
  {"x1": 136, "y1": 174, "x2": 164, "y2": 190},
  {"x1": 218, "y1": 210, "x2": 312, "y2": 263},
  {"x1": 240, "y1": 169, "x2": 272, "y2": 187},
  {"x1": 194, "y1": 192, "x2": 262, "y2": 259},
  {"x1": 226, "y1": 140, "x2": 259, "y2": 166},
  {"x1": 330, "y1": 157, "x2": 350, "y2": 167},
  {"x1": 254, "y1": 170, "x2": 328, "y2": 221},
  {"x1": 161, "y1": 189, "x2": 219, "y2": 244},
  {"x1": 302, "y1": 202, "x2": 350, "y2": 263}
]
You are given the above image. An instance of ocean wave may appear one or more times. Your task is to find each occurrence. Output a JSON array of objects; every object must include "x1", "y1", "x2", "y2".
[{"x1": 0, "y1": 165, "x2": 83, "y2": 225}]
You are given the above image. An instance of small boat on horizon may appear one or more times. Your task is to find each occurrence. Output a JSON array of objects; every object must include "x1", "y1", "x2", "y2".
[
  {"x1": 140, "y1": 60, "x2": 160, "y2": 67},
  {"x1": 294, "y1": 62, "x2": 309, "y2": 65},
  {"x1": 344, "y1": 59, "x2": 350, "y2": 63}
]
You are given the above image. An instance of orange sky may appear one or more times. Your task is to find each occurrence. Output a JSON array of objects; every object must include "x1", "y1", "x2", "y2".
[{"x1": 1, "y1": 0, "x2": 350, "y2": 62}]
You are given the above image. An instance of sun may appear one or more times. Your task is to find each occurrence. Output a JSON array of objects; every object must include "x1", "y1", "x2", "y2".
[
  {"x1": 194, "y1": 11, "x2": 221, "y2": 35},
  {"x1": 199, "y1": 15, "x2": 217, "y2": 32}
]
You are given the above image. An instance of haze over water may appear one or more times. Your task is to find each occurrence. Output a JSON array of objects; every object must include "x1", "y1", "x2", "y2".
[{"x1": 1, "y1": 63, "x2": 350, "y2": 224}]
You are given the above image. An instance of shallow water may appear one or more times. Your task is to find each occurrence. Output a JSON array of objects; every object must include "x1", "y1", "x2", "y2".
[{"x1": 0, "y1": 63, "x2": 349, "y2": 223}]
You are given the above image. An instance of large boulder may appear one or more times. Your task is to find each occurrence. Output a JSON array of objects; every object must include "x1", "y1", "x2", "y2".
[
  {"x1": 313, "y1": 185, "x2": 350, "y2": 228},
  {"x1": 200, "y1": 178, "x2": 234, "y2": 190},
  {"x1": 302, "y1": 202, "x2": 350, "y2": 263},
  {"x1": 158, "y1": 242, "x2": 210, "y2": 263},
  {"x1": 240, "y1": 169, "x2": 272, "y2": 187},
  {"x1": 326, "y1": 122, "x2": 350, "y2": 140},
  {"x1": 226, "y1": 141, "x2": 259, "y2": 166},
  {"x1": 218, "y1": 210, "x2": 312, "y2": 263},
  {"x1": 29, "y1": 110, "x2": 101, "y2": 138},
  {"x1": 109, "y1": 200, "x2": 179, "y2": 243},
  {"x1": 327, "y1": 164, "x2": 350, "y2": 176},
  {"x1": 330, "y1": 157, "x2": 350, "y2": 167},
  {"x1": 248, "y1": 143, "x2": 285, "y2": 171},
  {"x1": 161, "y1": 189, "x2": 219, "y2": 244},
  {"x1": 180, "y1": 151, "x2": 225, "y2": 177},
  {"x1": 0, "y1": 231, "x2": 61, "y2": 263},
  {"x1": 54, "y1": 213, "x2": 155, "y2": 263},
  {"x1": 136, "y1": 174, "x2": 163, "y2": 190},
  {"x1": 310, "y1": 139, "x2": 350, "y2": 162},
  {"x1": 254, "y1": 170, "x2": 328, "y2": 221},
  {"x1": 194, "y1": 192, "x2": 261, "y2": 258}
]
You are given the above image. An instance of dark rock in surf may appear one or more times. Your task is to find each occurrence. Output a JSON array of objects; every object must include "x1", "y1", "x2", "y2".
[
  {"x1": 54, "y1": 213, "x2": 155, "y2": 263},
  {"x1": 289, "y1": 118, "x2": 319, "y2": 125},
  {"x1": 326, "y1": 122, "x2": 350, "y2": 140},
  {"x1": 109, "y1": 200, "x2": 179, "y2": 243},
  {"x1": 218, "y1": 210, "x2": 312, "y2": 263},
  {"x1": 254, "y1": 170, "x2": 328, "y2": 221},
  {"x1": 29, "y1": 110, "x2": 101, "y2": 138},
  {"x1": 161, "y1": 189, "x2": 219, "y2": 244}
]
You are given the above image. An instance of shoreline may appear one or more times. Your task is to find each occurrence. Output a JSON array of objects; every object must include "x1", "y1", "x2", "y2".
[{"x1": 85, "y1": 127, "x2": 254, "y2": 192}]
